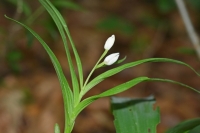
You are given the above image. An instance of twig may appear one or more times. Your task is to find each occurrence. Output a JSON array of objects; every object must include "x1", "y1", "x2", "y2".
[{"x1": 175, "y1": 0, "x2": 200, "y2": 59}]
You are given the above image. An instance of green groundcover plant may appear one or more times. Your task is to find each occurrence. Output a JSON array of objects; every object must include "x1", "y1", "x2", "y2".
[{"x1": 5, "y1": 0, "x2": 200, "y2": 133}]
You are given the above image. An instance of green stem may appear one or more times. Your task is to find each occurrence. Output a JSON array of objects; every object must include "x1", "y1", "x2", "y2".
[
  {"x1": 65, "y1": 123, "x2": 74, "y2": 133},
  {"x1": 82, "y1": 50, "x2": 108, "y2": 89},
  {"x1": 64, "y1": 116, "x2": 75, "y2": 133},
  {"x1": 77, "y1": 50, "x2": 108, "y2": 103}
]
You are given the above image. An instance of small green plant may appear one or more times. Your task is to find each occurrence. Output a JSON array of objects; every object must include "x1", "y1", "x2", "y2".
[{"x1": 5, "y1": 0, "x2": 200, "y2": 133}]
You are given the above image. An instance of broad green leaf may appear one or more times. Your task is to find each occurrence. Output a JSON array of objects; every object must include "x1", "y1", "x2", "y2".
[
  {"x1": 166, "y1": 118, "x2": 200, "y2": 133},
  {"x1": 5, "y1": 15, "x2": 73, "y2": 127},
  {"x1": 111, "y1": 96, "x2": 160, "y2": 133},
  {"x1": 39, "y1": 0, "x2": 81, "y2": 106},
  {"x1": 75, "y1": 76, "x2": 200, "y2": 118},
  {"x1": 54, "y1": 123, "x2": 60, "y2": 133},
  {"x1": 83, "y1": 58, "x2": 200, "y2": 96}
]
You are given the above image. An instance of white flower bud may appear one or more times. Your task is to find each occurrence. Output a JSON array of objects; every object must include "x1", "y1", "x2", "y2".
[
  {"x1": 104, "y1": 53, "x2": 119, "y2": 65},
  {"x1": 104, "y1": 35, "x2": 115, "y2": 50}
]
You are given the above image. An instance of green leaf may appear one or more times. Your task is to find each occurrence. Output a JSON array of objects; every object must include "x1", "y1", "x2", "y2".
[
  {"x1": 75, "y1": 76, "x2": 200, "y2": 118},
  {"x1": 116, "y1": 56, "x2": 127, "y2": 64},
  {"x1": 5, "y1": 15, "x2": 74, "y2": 128},
  {"x1": 52, "y1": 2, "x2": 84, "y2": 90},
  {"x1": 83, "y1": 58, "x2": 200, "y2": 96},
  {"x1": 54, "y1": 123, "x2": 60, "y2": 133},
  {"x1": 44, "y1": 0, "x2": 83, "y2": 90},
  {"x1": 111, "y1": 96, "x2": 160, "y2": 133},
  {"x1": 39, "y1": 0, "x2": 81, "y2": 107},
  {"x1": 75, "y1": 77, "x2": 149, "y2": 117},
  {"x1": 166, "y1": 118, "x2": 200, "y2": 133},
  {"x1": 149, "y1": 78, "x2": 200, "y2": 94}
]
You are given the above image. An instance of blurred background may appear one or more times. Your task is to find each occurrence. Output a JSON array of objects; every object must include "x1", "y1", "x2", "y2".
[{"x1": 0, "y1": 0, "x2": 200, "y2": 133}]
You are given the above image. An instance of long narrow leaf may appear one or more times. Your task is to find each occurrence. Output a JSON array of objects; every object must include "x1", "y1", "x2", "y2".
[
  {"x1": 149, "y1": 78, "x2": 200, "y2": 94},
  {"x1": 75, "y1": 76, "x2": 200, "y2": 117},
  {"x1": 83, "y1": 58, "x2": 200, "y2": 96},
  {"x1": 5, "y1": 15, "x2": 74, "y2": 127},
  {"x1": 39, "y1": 0, "x2": 80, "y2": 106},
  {"x1": 38, "y1": 1, "x2": 75, "y2": 126},
  {"x1": 75, "y1": 77, "x2": 149, "y2": 117},
  {"x1": 45, "y1": 0, "x2": 83, "y2": 91}
]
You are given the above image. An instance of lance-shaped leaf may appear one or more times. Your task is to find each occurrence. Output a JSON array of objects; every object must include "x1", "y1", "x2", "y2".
[
  {"x1": 83, "y1": 58, "x2": 200, "y2": 96},
  {"x1": 5, "y1": 15, "x2": 74, "y2": 129},
  {"x1": 75, "y1": 77, "x2": 149, "y2": 117},
  {"x1": 39, "y1": 0, "x2": 81, "y2": 106},
  {"x1": 111, "y1": 96, "x2": 160, "y2": 133},
  {"x1": 75, "y1": 76, "x2": 200, "y2": 118},
  {"x1": 44, "y1": 0, "x2": 83, "y2": 89}
]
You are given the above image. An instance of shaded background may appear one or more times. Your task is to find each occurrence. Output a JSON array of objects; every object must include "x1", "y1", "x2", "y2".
[{"x1": 0, "y1": 0, "x2": 200, "y2": 133}]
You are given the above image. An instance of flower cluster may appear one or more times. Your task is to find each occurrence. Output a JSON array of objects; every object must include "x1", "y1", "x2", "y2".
[{"x1": 103, "y1": 35, "x2": 119, "y2": 65}]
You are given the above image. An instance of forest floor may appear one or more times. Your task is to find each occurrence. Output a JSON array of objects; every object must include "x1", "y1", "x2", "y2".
[{"x1": 0, "y1": 1, "x2": 200, "y2": 133}]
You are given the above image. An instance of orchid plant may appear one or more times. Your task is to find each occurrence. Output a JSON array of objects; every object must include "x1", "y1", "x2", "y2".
[{"x1": 5, "y1": 0, "x2": 200, "y2": 133}]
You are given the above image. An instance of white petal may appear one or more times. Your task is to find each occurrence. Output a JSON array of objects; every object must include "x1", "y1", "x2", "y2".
[
  {"x1": 104, "y1": 53, "x2": 120, "y2": 65},
  {"x1": 104, "y1": 35, "x2": 115, "y2": 50}
]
